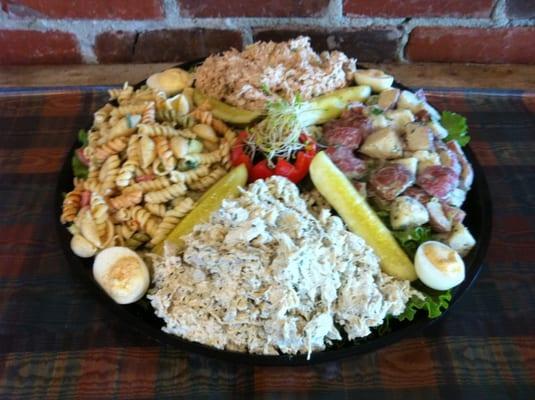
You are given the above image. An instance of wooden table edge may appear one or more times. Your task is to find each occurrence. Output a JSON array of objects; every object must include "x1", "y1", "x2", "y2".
[{"x1": 0, "y1": 63, "x2": 534, "y2": 91}]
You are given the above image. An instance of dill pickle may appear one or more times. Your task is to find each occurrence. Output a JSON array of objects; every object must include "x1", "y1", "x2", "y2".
[
  {"x1": 309, "y1": 151, "x2": 417, "y2": 281},
  {"x1": 153, "y1": 164, "x2": 248, "y2": 255},
  {"x1": 300, "y1": 85, "x2": 372, "y2": 126},
  {"x1": 192, "y1": 90, "x2": 262, "y2": 125}
]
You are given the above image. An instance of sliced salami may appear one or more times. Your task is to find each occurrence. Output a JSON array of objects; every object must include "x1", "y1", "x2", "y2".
[
  {"x1": 369, "y1": 164, "x2": 414, "y2": 201},
  {"x1": 417, "y1": 165, "x2": 459, "y2": 199},
  {"x1": 326, "y1": 146, "x2": 367, "y2": 179}
]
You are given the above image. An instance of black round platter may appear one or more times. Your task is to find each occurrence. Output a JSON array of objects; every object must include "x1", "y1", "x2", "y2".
[{"x1": 56, "y1": 59, "x2": 492, "y2": 366}]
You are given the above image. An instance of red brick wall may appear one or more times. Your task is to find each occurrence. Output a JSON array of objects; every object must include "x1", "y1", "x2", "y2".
[{"x1": 0, "y1": 0, "x2": 534, "y2": 65}]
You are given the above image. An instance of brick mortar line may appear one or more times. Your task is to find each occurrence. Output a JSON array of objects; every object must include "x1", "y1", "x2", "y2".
[{"x1": 0, "y1": 5, "x2": 534, "y2": 63}]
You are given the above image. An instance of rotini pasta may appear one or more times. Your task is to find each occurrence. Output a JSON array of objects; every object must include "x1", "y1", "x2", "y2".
[
  {"x1": 116, "y1": 160, "x2": 137, "y2": 188},
  {"x1": 185, "y1": 148, "x2": 222, "y2": 165},
  {"x1": 130, "y1": 206, "x2": 159, "y2": 237},
  {"x1": 99, "y1": 155, "x2": 121, "y2": 193},
  {"x1": 169, "y1": 165, "x2": 210, "y2": 184},
  {"x1": 124, "y1": 232, "x2": 150, "y2": 250},
  {"x1": 93, "y1": 136, "x2": 128, "y2": 163},
  {"x1": 108, "y1": 82, "x2": 133, "y2": 103},
  {"x1": 63, "y1": 73, "x2": 235, "y2": 252},
  {"x1": 94, "y1": 104, "x2": 114, "y2": 127},
  {"x1": 138, "y1": 124, "x2": 181, "y2": 138},
  {"x1": 149, "y1": 197, "x2": 195, "y2": 246},
  {"x1": 154, "y1": 136, "x2": 176, "y2": 172},
  {"x1": 61, "y1": 183, "x2": 84, "y2": 224},
  {"x1": 109, "y1": 188, "x2": 143, "y2": 210},
  {"x1": 141, "y1": 102, "x2": 156, "y2": 125},
  {"x1": 90, "y1": 192, "x2": 109, "y2": 239},
  {"x1": 190, "y1": 109, "x2": 213, "y2": 125},
  {"x1": 144, "y1": 203, "x2": 167, "y2": 218},
  {"x1": 129, "y1": 176, "x2": 170, "y2": 193},
  {"x1": 188, "y1": 167, "x2": 226, "y2": 191},
  {"x1": 111, "y1": 207, "x2": 131, "y2": 223},
  {"x1": 144, "y1": 182, "x2": 187, "y2": 204}
]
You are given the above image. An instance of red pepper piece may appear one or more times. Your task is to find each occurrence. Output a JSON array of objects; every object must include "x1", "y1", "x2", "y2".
[
  {"x1": 230, "y1": 131, "x2": 253, "y2": 171},
  {"x1": 250, "y1": 159, "x2": 275, "y2": 182},
  {"x1": 274, "y1": 158, "x2": 296, "y2": 177}
]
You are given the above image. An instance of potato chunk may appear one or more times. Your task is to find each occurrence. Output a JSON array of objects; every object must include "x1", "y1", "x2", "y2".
[
  {"x1": 360, "y1": 128, "x2": 403, "y2": 159},
  {"x1": 390, "y1": 196, "x2": 429, "y2": 230},
  {"x1": 442, "y1": 223, "x2": 476, "y2": 257},
  {"x1": 405, "y1": 123, "x2": 434, "y2": 151}
]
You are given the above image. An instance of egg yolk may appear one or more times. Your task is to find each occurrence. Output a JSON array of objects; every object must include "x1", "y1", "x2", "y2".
[
  {"x1": 423, "y1": 245, "x2": 461, "y2": 275},
  {"x1": 105, "y1": 256, "x2": 140, "y2": 290}
]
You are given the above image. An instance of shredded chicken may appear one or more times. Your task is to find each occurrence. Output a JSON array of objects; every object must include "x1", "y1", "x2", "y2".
[
  {"x1": 194, "y1": 36, "x2": 357, "y2": 111},
  {"x1": 149, "y1": 177, "x2": 417, "y2": 358}
]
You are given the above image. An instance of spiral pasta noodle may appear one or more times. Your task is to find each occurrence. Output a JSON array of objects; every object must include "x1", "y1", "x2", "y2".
[
  {"x1": 90, "y1": 192, "x2": 109, "y2": 239},
  {"x1": 189, "y1": 167, "x2": 227, "y2": 191},
  {"x1": 130, "y1": 176, "x2": 170, "y2": 193},
  {"x1": 111, "y1": 207, "x2": 131, "y2": 223},
  {"x1": 138, "y1": 124, "x2": 181, "y2": 137},
  {"x1": 154, "y1": 136, "x2": 176, "y2": 172},
  {"x1": 61, "y1": 183, "x2": 84, "y2": 224},
  {"x1": 99, "y1": 155, "x2": 121, "y2": 193},
  {"x1": 94, "y1": 104, "x2": 113, "y2": 127},
  {"x1": 150, "y1": 197, "x2": 195, "y2": 246},
  {"x1": 144, "y1": 182, "x2": 187, "y2": 204},
  {"x1": 144, "y1": 203, "x2": 167, "y2": 218},
  {"x1": 109, "y1": 189, "x2": 143, "y2": 210},
  {"x1": 169, "y1": 165, "x2": 210, "y2": 184},
  {"x1": 185, "y1": 148, "x2": 222, "y2": 165},
  {"x1": 141, "y1": 102, "x2": 156, "y2": 125},
  {"x1": 130, "y1": 206, "x2": 159, "y2": 237},
  {"x1": 108, "y1": 83, "x2": 133, "y2": 103},
  {"x1": 93, "y1": 137, "x2": 128, "y2": 163},
  {"x1": 190, "y1": 109, "x2": 212, "y2": 125}
]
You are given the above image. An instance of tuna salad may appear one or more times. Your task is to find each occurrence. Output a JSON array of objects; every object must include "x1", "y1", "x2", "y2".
[
  {"x1": 194, "y1": 36, "x2": 356, "y2": 111},
  {"x1": 149, "y1": 176, "x2": 418, "y2": 357}
]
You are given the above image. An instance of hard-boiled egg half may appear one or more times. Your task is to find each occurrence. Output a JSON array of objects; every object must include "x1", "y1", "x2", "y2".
[
  {"x1": 354, "y1": 69, "x2": 394, "y2": 92},
  {"x1": 146, "y1": 68, "x2": 192, "y2": 96},
  {"x1": 414, "y1": 241, "x2": 465, "y2": 290},
  {"x1": 93, "y1": 247, "x2": 150, "y2": 304}
]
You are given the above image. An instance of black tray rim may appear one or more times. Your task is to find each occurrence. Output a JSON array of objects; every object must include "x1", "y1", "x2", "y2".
[{"x1": 55, "y1": 59, "x2": 493, "y2": 366}]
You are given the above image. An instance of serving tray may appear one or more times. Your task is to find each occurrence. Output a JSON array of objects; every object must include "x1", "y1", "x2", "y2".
[{"x1": 56, "y1": 60, "x2": 492, "y2": 365}]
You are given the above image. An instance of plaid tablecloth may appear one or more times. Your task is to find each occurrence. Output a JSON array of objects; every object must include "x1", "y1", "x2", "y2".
[{"x1": 0, "y1": 87, "x2": 533, "y2": 399}]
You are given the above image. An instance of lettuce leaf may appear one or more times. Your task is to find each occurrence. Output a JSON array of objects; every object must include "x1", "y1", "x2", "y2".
[
  {"x1": 441, "y1": 111, "x2": 470, "y2": 146},
  {"x1": 397, "y1": 290, "x2": 452, "y2": 321},
  {"x1": 392, "y1": 226, "x2": 432, "y2": 258},
  {"x1": 78, "y1": 129, "x2": 88, "y2": 146},
  {"x1": 376, "y1": 290, "x2": 452, "y2": 336},
  {"x1": 72, "y1": 154, "x2": 88, "y2": 179},
  {"x1": 72, "y1": 129, "x2": 89, "y2": 179}
]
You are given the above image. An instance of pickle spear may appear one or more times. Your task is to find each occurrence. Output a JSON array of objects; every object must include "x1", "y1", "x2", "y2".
[
  {"x1": 299, "y1": 85, "x2": 372, "y2": 126},
  {"x1": 153, "y1": 164, "x2": 248, "y2": 255},
  {"x1": 193, "y1": 90, "x2": 262, "y2": 125},
  {"x1": 309, "y1": 151, "x2": 417, "y2": 281}
]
